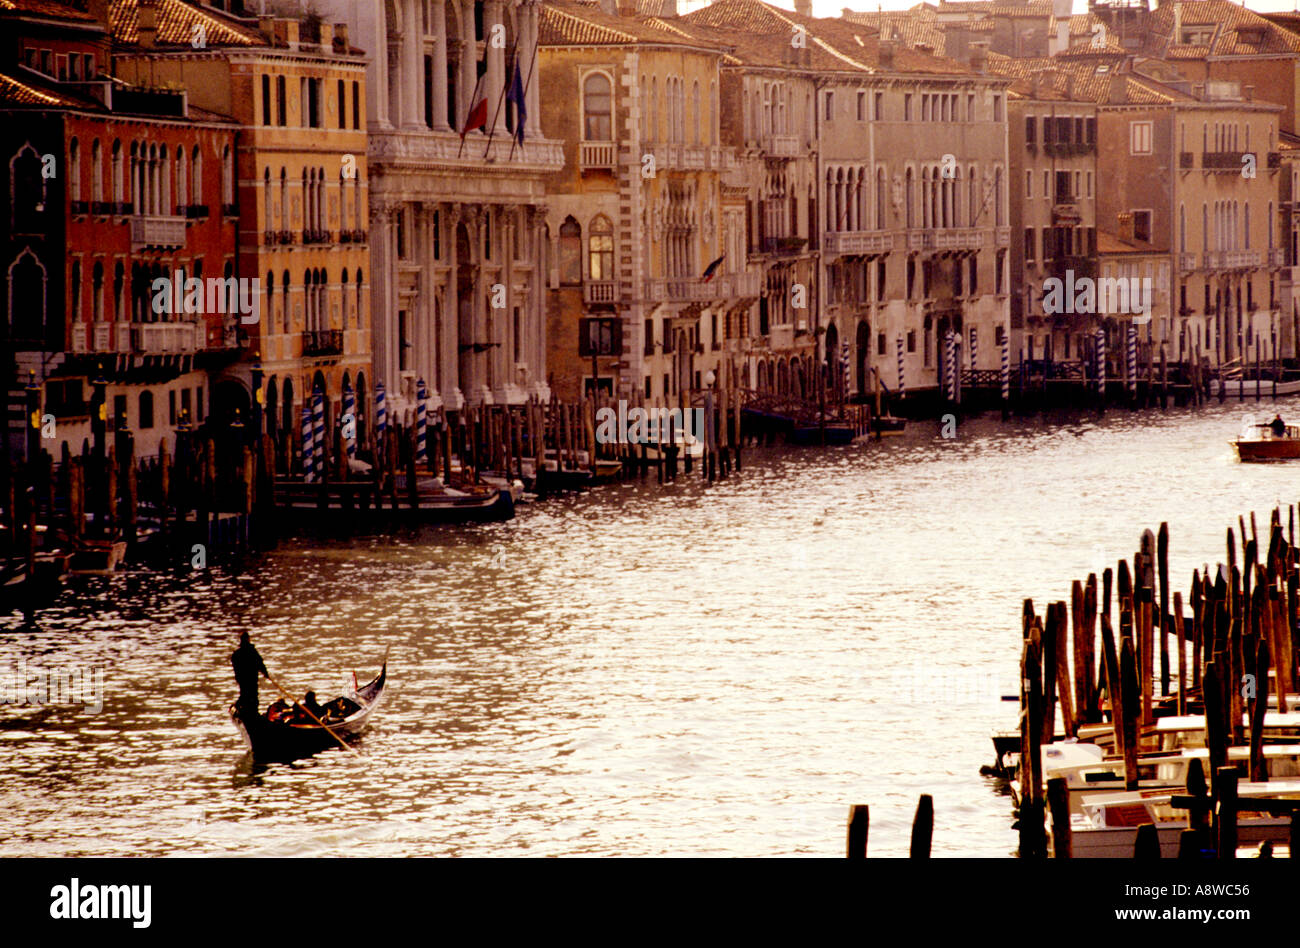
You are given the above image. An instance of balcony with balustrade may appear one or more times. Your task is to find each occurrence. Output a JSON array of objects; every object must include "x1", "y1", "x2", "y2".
[
  {"x1": 1201, "y1": 151, "x2": 1253, "y2": 172},
  {"x1": 129, "y1": 215, "x2": 186, "y2": 250},
  {"x1": 823, "y1": 230, "x2": 893, "y2": 255},
  {"x1": 583, "y1": 280, "x2": 617, "y2": 305},
  {"x1": 759, "y1": 134, "x2": 801, "y2": 158},
  {"x1": 580, "y1": 140, "x2": 617, "y2": 173},
  {"x1": 131, "y1": 320, "x2": 203, "y2": 354},
  {"x1": 1203, "y1": 249, "x2": 1263, "y2": 270},
  {"x1": 302, "y1": 329, "x2": 344, "y2": 357}
]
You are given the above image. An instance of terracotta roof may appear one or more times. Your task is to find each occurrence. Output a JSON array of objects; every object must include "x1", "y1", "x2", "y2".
[
  {"x1": 1097, "y1": 230, "x2": 1157, "y2": 254},
  {"x1": 987, "y1": 55, "x2": 1183, "y2": 106},
  {"x1": 841, "y1": 8, "x2": 947, "y2": 52},
  {"x1": 932, "y1": 0, "x2": 1053, "y2": 16},
  {"x1": 540, "y1": 0, "x2": 710, "y2": 47},
  {"x1": 0, "y1": 68, "x2": 97, "y2": 107},
  {"x1": 109, "y1": 0, "x2": 262, "y2": 47},
  {"x1": 686, "y1": 0, "x2": 971, "y2": 75},
  {"x1": 0, "y1": 0, "x2": 98, "y2": 22}
]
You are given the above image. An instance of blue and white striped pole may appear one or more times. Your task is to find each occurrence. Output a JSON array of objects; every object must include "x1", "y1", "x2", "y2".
[
  {"x1": 375, "y1": 379, "x2": 387, "y2": 436},
  {"x1": 896, "y1": 334, "x2": 906, "y2": 400},
  {"x1": 1126, "y1": 323, "x2": 1138, "y2": 398},
  {"x1": 840, "y1": 341, "x2": 851, "y2": 399},
  {"x1": 301, "y1": 403, "x2": 314, "y2": 483},
  {"x1": 945, "y1": 329, "x2": 956, "y2": 402},
  {"x1": 342, "y1": 380, "x2": 356, "y2": 464},
  {"x1": 1000, "y1": 332, "x2": 1010, "y2": 402},
  {"x1": 312, "y1": 385, "x2": 325, "y2": 480},
  {"x1": 1095, "y1": 328, "x2": 1106, "y2": 396},
  {"x1": 415, "y1": 377, "x2": 428, "y2": 466},
  {"x1": 969, "y1": 326, "x2": 978, "y2": 370}
]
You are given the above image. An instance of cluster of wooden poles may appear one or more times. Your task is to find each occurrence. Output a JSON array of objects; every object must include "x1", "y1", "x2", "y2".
[{"x1": 1017, "y1": 510, "x2": 1300, "y2": 858}]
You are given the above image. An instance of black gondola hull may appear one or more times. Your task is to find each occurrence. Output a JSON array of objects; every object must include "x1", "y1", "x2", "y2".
[{"x1": 230, "y1": 662, "x2": 387, "y2": 762}]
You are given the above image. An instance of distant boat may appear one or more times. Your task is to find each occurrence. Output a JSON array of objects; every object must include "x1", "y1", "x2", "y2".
[
  {"x1": 789, "y1": 423, "x2": 856, "y2": 445},
  {"x1": 231, "y1": 659, "x2": 387, "y2": 761},
  {"x1": 1213, "y1": 378, "x2": 1300, "y2": 397},
  {"x1": 275, "y1": 477, "x2": 515, "y2": 524},
  {"x1": 1233, "y1": 423, "x2": 1300, "y2": 461}
]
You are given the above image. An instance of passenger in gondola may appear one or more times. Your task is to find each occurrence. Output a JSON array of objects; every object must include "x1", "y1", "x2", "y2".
[
  {"x1": 231, "y1": 632, "x2": 270, "y2": 717},
  {"x1": 1271, "y1": 414, "x2": 1286, "y2": 437},
  {"x1": 299, "y1": 690, "x2": 325, "y2": 719}
]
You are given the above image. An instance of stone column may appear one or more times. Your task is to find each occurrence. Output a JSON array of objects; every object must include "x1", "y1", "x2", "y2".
[
  {"x1": 401, "y1": 0, "x2": 423, "y2": 129},
  {"x1": 369, "y1": 198, "x2": 395, "y2": 395},
  {"x1": 496, "y1": 206, "x2": 516, "y2": 403},
  {"x1": 459, "y1": 14, "x2": 477, "y2": 134},
  {"x1": 442, "y1": 204, "x2": 464, "y2": 410},
  {"x1": 430, "y1": 0, "x2": 450, "y2": 131},
  {"x1": 530, "y1": 204, "x2": 550, "y2": 399},
  {"x1": 524, "y1": 1, "x2": 540, "y2": 132},
  {"x1": 485, "y1": 0, "x2": 506, "y2": 136}
]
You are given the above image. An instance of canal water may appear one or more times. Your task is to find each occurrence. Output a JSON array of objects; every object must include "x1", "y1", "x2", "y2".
[{"x1": 4, "y1": 396, "x2": 1300, "y2": 857}]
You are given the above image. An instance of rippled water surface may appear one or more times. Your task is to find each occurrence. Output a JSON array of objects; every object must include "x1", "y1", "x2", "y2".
[{"x1": 5, "y1": 397, "x2": 1300, "y2": 857}]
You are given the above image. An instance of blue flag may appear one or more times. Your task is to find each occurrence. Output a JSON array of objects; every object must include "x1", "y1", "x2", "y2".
[{"x1": 507, "y1": 60, "x2": 527, "y2": 145}]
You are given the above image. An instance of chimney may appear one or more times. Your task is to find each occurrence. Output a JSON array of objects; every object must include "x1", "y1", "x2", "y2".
[
  {"x1": 334, "y1": 22, "x2": 349, "y2": 48},
  {"x1": 1117, "y1": 211, "x2": 1135, "y2": 242},
  {"x1": 320, "y1": 23, "x2": 334, "y2": 47},
  {"x1": 1108, "y1": 73, "x2": 1127, "y2": 104},
  {"x1": 616, "y1": 0, "x2": 636, "y2": 15},
  {"x1": 660, "y1": 0, "x2": 679, "y2": 16},
  {"x1": 879, "y1": 39, "x2": 895, "y2": 70},
  {"x1": 969, "y1": 40, "x2": 988, "y2": 74},
  {"x1": 138, "y1": 0, "x2": 158, "y2": 48},
  {"x1": 794, "y1": 0, "x2": 812, "y2": 15},
  {"x1": 599, "y1": 0, "x2": 617, "y2": 13}
]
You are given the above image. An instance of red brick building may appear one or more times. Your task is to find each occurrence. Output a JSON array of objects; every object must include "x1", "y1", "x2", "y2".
[{"x1": 2, "y1": 0, "x2": 239, "y2": 460}]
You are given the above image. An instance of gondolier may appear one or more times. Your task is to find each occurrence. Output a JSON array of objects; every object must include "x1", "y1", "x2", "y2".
[{"x1": 231, "y1": 632, "x2": 269, "y2": 716}]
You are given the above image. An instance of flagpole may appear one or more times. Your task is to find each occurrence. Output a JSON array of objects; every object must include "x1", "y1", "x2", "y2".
[
  {"x1": 507, "y1": 26, "x2": 540, "y2": 163},
  {"x1": 457, "y1": 66, "x2": 486, "y2": 160},
  {"x1": 482, "y1": 40, "x2": 517, "y2": 160}
]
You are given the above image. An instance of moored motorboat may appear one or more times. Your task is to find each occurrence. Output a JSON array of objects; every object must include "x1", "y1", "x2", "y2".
[{"x1": 230, "y1": 659, "x2": 387, "y2": 761}]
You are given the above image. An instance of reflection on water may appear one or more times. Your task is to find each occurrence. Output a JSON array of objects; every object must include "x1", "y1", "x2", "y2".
[{"x1": 4, "y1": 396, "x2": 1300, "y2": 856}]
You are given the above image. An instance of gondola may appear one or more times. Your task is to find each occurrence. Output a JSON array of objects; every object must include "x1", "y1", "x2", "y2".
[{"x1": 230, "y1": 660, "x2": 387, "y2": 761}]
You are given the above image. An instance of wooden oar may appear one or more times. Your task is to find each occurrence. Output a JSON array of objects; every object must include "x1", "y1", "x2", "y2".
[{"x1": 265, "y1": 671, "x2": 359, "y2": 755}]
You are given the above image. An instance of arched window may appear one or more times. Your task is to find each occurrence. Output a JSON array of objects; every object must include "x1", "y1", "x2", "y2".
[
  {"x1": 91, "y1": 140, "x2": 103, "y2": 203},
  {"x1": 160, "y1": 145, "x2": 170, "y2": 212},
  {"x1": 70, "y1": 260, "x2": 81, "y2": 323},
  {"x1": 341, "y1": 267, "x2": 349, "y2": 327},
  {"x1": 264, "y1": 168, "x2": 273, "y2": 230},
  {"x1": 709, "y1": 80, "x2": 717, "y2": 145},
  {"x1": 92, "y1": 261, "x2": 104, "y2": 323},
  {"x1": 69, "y1": 138, "x2": 80, "y2": 202},
  {"x1": 692, "y1": 80, "x2": 701, "y2": 145},
  {"x1": 222, "y1": 145, "x2": 233, "y2": 206},
  {"x1": 875, "y1": 167, "x2": 886, "y2": 229},
  {"x1": 113, "y1": 261, "x2": 124, "y2": 321},
  {"x1": 9, "y1": 248, "x2": 47, "y2": 340},
  {"x1": 138, "y1": 390, "x2": 154, "y2": 429},
  {"x1": 177, "y1": 149, "x2": 187, "y2": 208},
  {"x1": 266, "y1": 271, "x2": 275, "y2": 330},
  {"x1": 282, "y1": 268, "x2": 290, "y2": 333},
  {"x1": 589, "y1": 215, "x2": 613, "y2": 280},
  {"x1": 355, "y1": 269, "x2": 363, "y2": 326},
  {"x1": 649, "y1": 77, "x2": 658, "y2": 142},
  {"x1": 191, "y1": 146, "x2": 202, "y2": 206},
  {"x1": 905, "y1": 167, "x2": 914, "y2": 229},
  {"x1": 583, "y1": 73, "x2": 612, "y2": 141},
  {"x1": 111, "y1": 139, "x2": 123, "y2": 204},
  {"x1": 559, "y1": 217, "x2": 582, "y2": 284}
]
